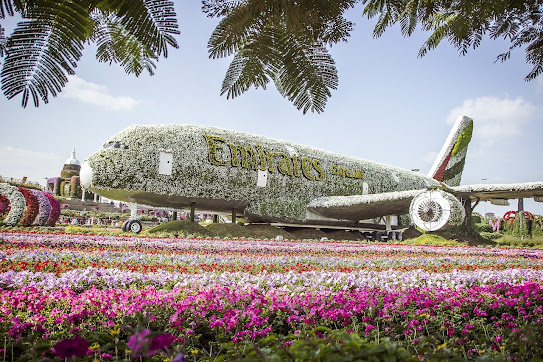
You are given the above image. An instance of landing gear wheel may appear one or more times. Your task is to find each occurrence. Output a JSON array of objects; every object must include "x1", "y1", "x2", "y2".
[
  {"x1": 387, "y1": 231, "x2": 396, "y2": 242},
  {"x1": 372, "y1": 231, "x2": 383, "y2": 242},
  {"x1": 121, "y1": 220, "x2": 131, "y2": 232},
  {"x1": 396, "y1": 232, "x2": 403, "y2": 241},
  {"x1": 129, "y1": 220, "x2": 143, "y2": 234}
]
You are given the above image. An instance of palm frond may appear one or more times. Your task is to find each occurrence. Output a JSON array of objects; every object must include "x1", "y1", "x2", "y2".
[
  {"x1": 221, "y1": 51, "x2": 270, "y2": 99},
  {"x1": 1, "y1": 0, "x2": 91, "y2": 107},
  {"x1": 92, "y1": 11, "x2": 157, "y2": 76},
  {"x1": 209, "y1": 0, "x2": 350, "y2": 113},
  {"x1": 202, "y1": 0, "x2": 246, "y2": 18},
  {"x1": 208, "y1": 1, "x2": 265, "y2": 59},
  {"x1": 1, "y1": 0, "x2": 14, "y2": 18},
  {"x1": 274, "y1": 37, "x2": 338, "y2": 114},
  {"x1": 0, "y1": 24, "x2": 6, "y2": 57},
  {"x1": 102, "y1": 0, "x2": 179, "y2": 58}
]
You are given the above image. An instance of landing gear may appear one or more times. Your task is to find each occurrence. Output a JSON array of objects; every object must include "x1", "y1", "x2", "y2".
[
  {"x1": 128, "y1": 220, "x2": 143, "y2": 234},
  {"x1": 122, "y1": 202, "x2": 143, "y2": 233},
  {"x1": 121, "y1": 220, "x2": 131, "y2": 232},
  {"x1": 122, "y1": 219, "x2": 143, "y2": 233}
]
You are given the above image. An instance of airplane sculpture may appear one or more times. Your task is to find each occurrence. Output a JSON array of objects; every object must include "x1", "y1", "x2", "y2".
[{"x1": 80, "y1": 116, "x2": 543, "y2": 235}]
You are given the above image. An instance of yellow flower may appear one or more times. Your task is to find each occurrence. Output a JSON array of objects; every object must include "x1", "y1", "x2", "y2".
[
  {"x1": 125, "y1": 349, "x2": 132, "y2": 355},
  {"x1": 163, "y1": 358, "x2": 172, "y2": 362},
  {"x1": 436, "y1": 343, "x2": 447, "y2": 350},
  {"x1": 479, "y1": 350, "x2": 486, "y2": 354},
  {"x1": 90, "y1": 343, "x2": 100, "y2": 350},
  {"x1": 191, "y1": 349, "x2": 199, "y2": 354},
  {"x1": 110, "y1": 325, "x2": 121, "y2": 336}
]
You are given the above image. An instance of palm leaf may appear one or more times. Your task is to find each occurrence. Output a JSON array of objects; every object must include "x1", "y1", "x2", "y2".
[
  {"x1": 273, "y1": 34, "x2": 338, "y2": 114},
  {"x1": 1, "y1": 0, "x2": 91, "y2": 107},
  {"x1": 209, "y1": 0, "x2": 349, "y2": 113},
  {"x1": 0, "y1": 24, "x2": 6, "y2": 57},
  {"x1": 202, "y1": 0, "x2": 246, "y2": 18},
  {"x1": 101, "y1": 0, "x2": 179, "y2": 58},
  {"x1": 92, "y1": 11, "x2": 157, "y2": 76}
]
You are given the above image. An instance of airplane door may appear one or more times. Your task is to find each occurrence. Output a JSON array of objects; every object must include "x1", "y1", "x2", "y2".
[{"x1": 159, "y1": 152, "x2": 173, "y2": 176}]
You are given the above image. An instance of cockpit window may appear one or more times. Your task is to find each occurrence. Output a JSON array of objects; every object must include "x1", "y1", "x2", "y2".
[{"x1": 103, "y1": 141, "x2": 129, "y2": 149}]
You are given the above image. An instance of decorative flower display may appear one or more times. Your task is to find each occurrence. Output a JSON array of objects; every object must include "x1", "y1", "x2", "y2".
[
  {"x1": 0, "y1": 195, "x2": 8, "y2": 214},
  {"x1": 0, "y1": 230, "x2": 542, "y2": 360},
  {"x1": 86, "y1": 125, "x2": 440, "y2": 222},
  {"x1": 31, "y1": 189, "x2": 52, "y2": 226},
  {"x1": 0, "y1": 183, "x2": 25, "y2": 226},
  {"x1": 43, "y1": 193, "x2": 60, "y2": 226},
  {"x1": 17, "y1": 187, "x2": 38, "y2": 226}
]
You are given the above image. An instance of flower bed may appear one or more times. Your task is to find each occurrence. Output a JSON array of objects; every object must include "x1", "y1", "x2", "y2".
[{"x1": 0, "y1": 230, "x2": 542, "y2": 360}]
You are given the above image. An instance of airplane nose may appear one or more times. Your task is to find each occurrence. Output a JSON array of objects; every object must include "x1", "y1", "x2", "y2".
[{"x1": 80, "y1": 161, "x2": 93, "y2": 189}]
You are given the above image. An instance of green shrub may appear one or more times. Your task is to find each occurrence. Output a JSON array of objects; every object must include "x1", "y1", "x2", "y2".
[
  {"x1": 471, "y1": 213, "x2": 482, "y2": 224},
  {"x1": 479, "y1": 231, "x2": 502, "y2": 240},
  {"x1": 401, "y1": 233, "x2": 463, "y2": 246},
  {"x1": 217, "y1": 327, "x2": 418, "y2": 362},
  {"x1": 475, "y1": 222, "x2": 493, "y2": 233},
  {"x1": 494, "y1": 235, "x2": 543, "y2": 249},
  {"x1": 146, "y1": 220, "x2": 216, "y2": 237},
  {"x1": 206, "y1": 223, "x2": 256, "y2": 238}
]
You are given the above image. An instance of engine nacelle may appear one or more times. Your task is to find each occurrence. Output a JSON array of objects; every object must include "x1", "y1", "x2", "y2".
[{"x1": 409, "y1": 190, "x2": 465, "y2": 231}]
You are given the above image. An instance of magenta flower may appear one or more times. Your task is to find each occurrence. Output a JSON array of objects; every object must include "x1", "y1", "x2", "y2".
[
  {"x1": 127, "y1": 329, "x2": 174, "y2": 357},
  {"x1": 54, "y1": 336, "x2": 89, "y2": 359},
  {"x1": 149, "y1": 333, "x2": 174, "y2": 354},
  {"x1": 127, "y1": 329, "x2": 151, "y2": 356}
]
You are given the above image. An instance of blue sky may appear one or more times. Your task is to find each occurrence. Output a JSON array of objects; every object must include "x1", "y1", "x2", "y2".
[{"x1": 1, "y1": 2, "x2": 542, "y2": 217}]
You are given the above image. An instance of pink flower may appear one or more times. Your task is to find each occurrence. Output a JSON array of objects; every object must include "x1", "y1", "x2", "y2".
[
  {"x1": 54, "y1": 336, "x2": 89, "y2": 359},
  {"x1": 127, "y1": 329, "x2": 174, "y2": 357}
]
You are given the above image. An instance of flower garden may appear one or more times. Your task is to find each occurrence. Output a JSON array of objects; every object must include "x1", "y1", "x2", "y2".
[{"x1": 1, "y1": 229, "x2": 542, "y2": 361}]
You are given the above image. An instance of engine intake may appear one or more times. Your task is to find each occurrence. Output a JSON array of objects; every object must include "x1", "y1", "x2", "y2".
[{"x1": 409, "y1": 190, "x2": 465, "y2": 231}]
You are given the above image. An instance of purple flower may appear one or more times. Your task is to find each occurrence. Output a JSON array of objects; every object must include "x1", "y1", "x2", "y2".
[
  {"x1": 127, "y1": 329, "x2": 174, "y2": 357},
  {"x1": 149, "y1": 333, "x2": 174, "y2": 354},
  {"x1": 172, "y1": 354, "x2": 186, "y2": 362},
  {"x1": 127, "y1": 329, "x2": 151, "y2": 356},
  {"x1": 54, "y1": 336, "x2": 89, "y2": 359}
]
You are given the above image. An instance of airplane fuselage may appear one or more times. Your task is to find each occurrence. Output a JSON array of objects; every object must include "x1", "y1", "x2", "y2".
[{"x1": 80, "y1": 124, "x2": 440, "y2": 225}]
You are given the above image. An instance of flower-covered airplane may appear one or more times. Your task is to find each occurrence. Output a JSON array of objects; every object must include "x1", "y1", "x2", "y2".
[{"x1": 80, "y1": 116, "x2": 543, "y2": 235}]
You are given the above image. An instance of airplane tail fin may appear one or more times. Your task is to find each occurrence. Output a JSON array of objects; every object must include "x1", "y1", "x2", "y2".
[{"x1": 428, "y1": 115, "x2": 474, "y2": 187}]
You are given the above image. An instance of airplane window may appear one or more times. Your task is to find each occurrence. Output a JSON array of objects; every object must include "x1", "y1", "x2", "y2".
[
  {"x1": 124, "y1": 145, "x2": 129, "y2": 149},
  {"x1": 103, "y1": 141, "x2": 113, "y2": 149},
  {"x1": 113, "y1": 142, "x2": 120, "y2": 148}
]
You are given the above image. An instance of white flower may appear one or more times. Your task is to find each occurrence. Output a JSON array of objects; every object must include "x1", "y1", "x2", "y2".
[{"x1": 0, "y1": 183, "x2": 26, "y2": 226}]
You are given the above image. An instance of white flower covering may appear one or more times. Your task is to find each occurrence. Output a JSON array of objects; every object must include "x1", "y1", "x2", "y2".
[
  {"x1": 86, "y1": 125, "x2": 440, "y2": 221},
  {"x1": 308, "y1": 189, "x2": 424, "y2": 208},
  {"x1": 0, "y1": 183, "x2": 26, "y2": 226},
  {"x1": 453, "y1": 182, "x2": 543, "y2": 194}
]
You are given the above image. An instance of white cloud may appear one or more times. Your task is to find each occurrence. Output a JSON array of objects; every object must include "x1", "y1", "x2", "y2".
[
  {"x1": 446, "y1": 96, "x2": 538, "y2": 145},
  {"x1": 0, "y1": 145, "x2": 65, "y2": 186},
  {"x1": 62, "y1": 75, "x2": 138, "y2": 111}
]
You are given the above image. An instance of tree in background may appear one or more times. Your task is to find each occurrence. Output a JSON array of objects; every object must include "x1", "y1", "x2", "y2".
[
  {"x1": 0, "y1": 0, "x2": 179, "y2": 107},
  {"x1": 204, "y1": 0, "x2": 357, "y2": 114},
  {"x1": 2, "y1": 1, "x2": 541, "y2": 112},
  {"x1": 205, "y1": 0, "x2": 542, "y2": 113},
  {"x1": 362, "y1": 0, "x2": 543, "y2": 81}
]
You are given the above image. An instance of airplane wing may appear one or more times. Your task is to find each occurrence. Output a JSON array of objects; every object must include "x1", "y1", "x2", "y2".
[
  {"x1": 307, "y1": 182, "x2": 543, "y2": 222},
  {"x1": 307, "y1": 189, "x2": 424, "y2": 221},
  {"x1": 452, "y1": 182, "x2": 543, "y2": 202}
]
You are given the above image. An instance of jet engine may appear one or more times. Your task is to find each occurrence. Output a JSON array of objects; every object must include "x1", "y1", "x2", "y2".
[{"x1": 409, "y1": 190, "x2": 465, "y2": 231}]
